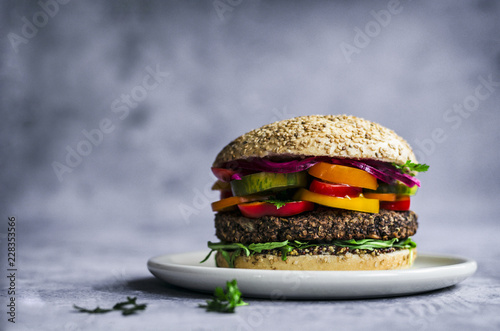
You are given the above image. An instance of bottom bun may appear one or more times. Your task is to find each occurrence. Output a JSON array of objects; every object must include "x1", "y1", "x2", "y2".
[{"x1": 216, "y1": 249, "x2": 417, "y2": 271}]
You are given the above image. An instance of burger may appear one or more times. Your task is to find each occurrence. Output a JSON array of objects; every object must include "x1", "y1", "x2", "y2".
[{"x1": 201, "y1": 115, "x2": 428, "y2": 270}]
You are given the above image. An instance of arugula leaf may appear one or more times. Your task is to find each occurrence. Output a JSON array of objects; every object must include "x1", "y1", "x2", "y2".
[
  {"x1": 202, "y1": 242, "x2": 251, "y2": 268},
  {"x1": 247, "y1": 240, "x2": 296, "y2": 260},
  {"x1": 73, "y1": 297, "x2": 146, "y2": 316},
  {"x1": 393, "y1": 160, "x2": 430, "y2": 176},
  {"x1": 292, "y1": 240, "x2": 319, "y2": 249},
  {"x1": 201, "y1": 238, "x2": 417, "y2": 267},
  {"x1": 326, "y1": 238, "x2": 417, "y2": 250},
  {"x1": 248, "y1": 240, "x2": 289, "y2": 253},
  {"x1": 199, "y1": 279, "x2": 248, "y2": 313},
  {"x1": 393, "y1": 237, "x2": 417, "y2": 249},
  {"x1": 220, "y1": 250, "x2": 236, "y2": 268},
  {"x1": 335, "y1": 238, "x2": 398, "y2": 250},
  {"x1": 206, "y1": 242, "x2": 250, "y2": 256}
]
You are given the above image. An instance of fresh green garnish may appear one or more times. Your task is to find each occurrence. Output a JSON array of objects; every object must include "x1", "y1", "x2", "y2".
[
  {"x1": 199, "y1": 279, "x2": 248, "y2": 313},
  {"x1": 248, "y1": 240, "x2": 292, "y2": 253},
  {"x1": 265, "y1": 199, "x2": 291, "y2": 209},
  {"x1": 393, "y1": 160, "x2": 430, "y2": 176},
  {"x1": 73, "y1": 297, "x2": 147, "y2": 316},
  {"x1": 201, "y1": 238, "x2": 417, "y2": 268},
  {"x1": 112, "y1": 297, "x2": 147, "y2": 316},
  {"x1": 337, "y1": 237, "x2": 417, "y2": 250},
  {"x1": 200, "y1": 242, "x2": 250, "y2": 267},
  {"x1": 72, "y1": 305, "x2": 112, "y2": 314},
  {"x1": 264, "y1": 189, "x2": 297, "y2": 209}
]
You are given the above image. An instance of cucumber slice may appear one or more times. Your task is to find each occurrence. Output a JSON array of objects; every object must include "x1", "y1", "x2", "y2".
[
  {"x1": 231, "y1": 171, "x2": 308, "y2": 196},
  {"x1": 365, "y1": 182, "x2": 418, "y2": 196}
]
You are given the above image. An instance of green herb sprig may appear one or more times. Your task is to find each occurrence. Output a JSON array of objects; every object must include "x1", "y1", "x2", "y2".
[
  {"x1": 73, "y1": 305, "x2": 112, "y2": 314},
  {"x1": 393, "y1": 160, "x2": 429, "y2": 176},
  {"x1": 73, "y1": 297, "x2": 147, "y2": 316},
  {"x1": 199, "y1": 279, "x2": 248, "y2": 313},
  {"x1": 265, "y1": 199, "x2": 290, "y2": 209}
]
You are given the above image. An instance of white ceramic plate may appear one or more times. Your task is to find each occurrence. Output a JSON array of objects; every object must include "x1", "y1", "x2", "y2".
[{"x1": 147, "y1": 251, "x2": 477, "y2": 299}]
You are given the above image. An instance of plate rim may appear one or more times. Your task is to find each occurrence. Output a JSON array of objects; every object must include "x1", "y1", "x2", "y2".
[
  {"x1": 147, "y1": 250, "x2": 477, "y2": 299},
  {"x1": 148, "y1": 250, "x2": 477, "y2": 274}
]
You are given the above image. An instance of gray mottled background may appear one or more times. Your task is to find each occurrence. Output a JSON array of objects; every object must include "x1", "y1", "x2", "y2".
[
  {"x1": 1, "y1": 0, "x2": 500, "y2": 250},
  {"x1": 1, "y1": 1, "x2": 500, "y2": 329}
]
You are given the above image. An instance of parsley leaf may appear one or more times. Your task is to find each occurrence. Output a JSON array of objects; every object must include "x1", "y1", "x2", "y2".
[
  {"x1": 73, "y1": 305, "x2": 112, "y2": 314},
  {"x1": 393, "y1": 160, "x2": 429, "y2": 176},
  {"x1": 112, "y1": 297, "x2": 147, "y2": 316},
  {"x1": 199, "y1": 279, "x2": 248, "y2": 313},
  {"x1": 264, "y1": 199, "x2": 289, "y2": 209},
  {"x1": 73, "y1": 297, "x2": 147, "y2": 316}
]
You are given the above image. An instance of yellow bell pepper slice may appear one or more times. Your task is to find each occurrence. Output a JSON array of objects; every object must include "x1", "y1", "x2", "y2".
[
  {"x1": 308, "y1": 162, "x2": 378, "y2": 190},
  {"x1": 293, "y1": 188, "x2": 379, "y2": 213}
]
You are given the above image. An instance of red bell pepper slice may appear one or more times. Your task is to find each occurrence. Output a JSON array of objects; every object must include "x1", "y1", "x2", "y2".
[
  {"x1": 380, "y1": 196, "x2": 411, "y2": 211},
  {"x1": 238, "y1": 201, "x2": 314, "y2": 218},
  {"x1": 309, "y1": 179, "x2": 362, "y2": 198}
]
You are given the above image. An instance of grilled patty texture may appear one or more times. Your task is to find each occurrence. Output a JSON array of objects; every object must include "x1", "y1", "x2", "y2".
[{"x1": 215, "y1": 207, "x2": 418, "y2": 244}]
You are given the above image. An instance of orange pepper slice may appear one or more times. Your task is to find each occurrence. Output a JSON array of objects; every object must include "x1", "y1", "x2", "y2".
[
  {"x1": 308, "y1": 162, "x2": 378, "y2": 190},
  {"x1": 211, "y1": 195, "x2": 266, "y2": 212},
  {"x1": 363, "y1": 193, "x2": 397, "y2": 201}
]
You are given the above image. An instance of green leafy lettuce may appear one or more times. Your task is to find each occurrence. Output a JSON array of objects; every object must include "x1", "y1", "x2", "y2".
[{"x1": 201, "y1": 238, "x2": 416, "y2": 268}]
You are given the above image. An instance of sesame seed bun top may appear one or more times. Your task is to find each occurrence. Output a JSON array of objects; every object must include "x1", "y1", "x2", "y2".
[{"x1": 213, "y1": 115, "x2": 417, "y2": 167}]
